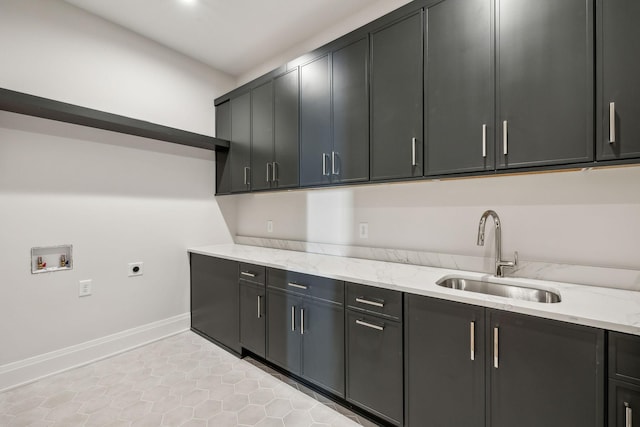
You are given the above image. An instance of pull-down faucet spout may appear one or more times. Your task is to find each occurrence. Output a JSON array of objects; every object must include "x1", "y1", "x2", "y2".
[{"x1": 477, "y1": 210, "x2": 517, "y2": 277}]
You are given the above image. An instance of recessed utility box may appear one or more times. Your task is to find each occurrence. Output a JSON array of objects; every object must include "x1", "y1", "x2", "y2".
[{"x1": 31, "y1": 245, "x2": 73, "y2": 274}]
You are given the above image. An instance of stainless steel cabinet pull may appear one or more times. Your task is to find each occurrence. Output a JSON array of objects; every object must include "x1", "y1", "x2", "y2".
[
  {"x1": 610, "y1": 102, "x2": 616, "y2": 144},
  {"x1": 257, "y1": 295, "x2": 262, "y2": 318},
  {"x1": 287, "y1": 282, "x2": 308, "y2": 290},
  {"x1": 493, "y1": 327, "x2": 499, "y2": 368},
  {"x1": 300, "y1": 308, "x2": 305, "y2": 335},
  {"x1": 331, "y1": 151, "x2": 339, "y2": 175},
  {"x1": 272, "y1": 162, "x2": 278, "y2": 182},
  {"x1": 266, "y1": 163, "x2": 271, "y2": 183},
  {"x1": 243, "y1": 166, "x2": 250, "y2": 185},
  {"x1": 625, "y1": 402, "x2": 632, "y2": 427},
  {"x1": 411, "y1": 137, "x2": 417, "y2": 166},
  {"x1": 482, "y1": 124, "x2": 487, "y2": 158},
  {"x1": 355, "y1": 297, "x2": 384, "y2": 308},
  {"x1": 240, "y1": 271, "x2": 256, "y2": 278},
  {"x1": 291, "y1": 306, "x2": 296, "y2": 332},
  {"x1": 322, "y1": 153, "x2": 330, "y2": 176},
  {"x1": 356, "y1": 319, "x2": 384, "y2": 331},
  {"x1": 502, "y1": 121, "x2": 508, "y2": 155},
  {"x1": 470, "y1": 321, "x2": 476, "y2": 361}
]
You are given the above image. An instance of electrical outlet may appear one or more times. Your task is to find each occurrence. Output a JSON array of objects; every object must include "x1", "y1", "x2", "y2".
[
  {"x1": 359, "y1": 222, "x2": 369, "y2": 239},
  {"x1": 79, "y1": 279, "x2": 92, "y2": 297},
  {"x1": 267, "y1": 220, "x2": 273, "y2": 233},
  {"x1": 128, "y1": 262, "x2": 143, "y2": 277}
]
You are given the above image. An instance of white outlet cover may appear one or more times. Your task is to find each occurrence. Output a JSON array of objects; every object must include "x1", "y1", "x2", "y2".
[
  {"x1": 79, "y1": 279, "x2": 92, "y2": 297},
  {"x1": 267, "y1": 220, "x2": 273, "y2": 233},
  {"x1": 128, "y1": 262, "x2": 143, "y2": 277},
  {"x1": 359, "y1": 222, "x2": 369, "y2": 239}
]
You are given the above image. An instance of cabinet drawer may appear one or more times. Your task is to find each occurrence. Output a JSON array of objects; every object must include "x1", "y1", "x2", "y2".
[
  {"x1": 267, "y1": 268, "x2": 343, "y2": 304},
  {"x1": 346, "y1": 282, "x2": 401, "y2": 319},
  {"x1": 609, "y1": 380, "x2": 640, "y2": 427},
  {"x1": 610, "y1": 331, "x2": 640, "y2": 385},
  {"x1": 239, "y1": 263, "x2": 266, "y2": 285}
]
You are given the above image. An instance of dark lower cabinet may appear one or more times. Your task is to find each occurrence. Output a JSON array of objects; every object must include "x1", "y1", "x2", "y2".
[
  {"x1": 608, "y1": 331, "x2": 640, "y2": 427},
  {"x1": 346, "y1": 310, "x2": 402, "y2": 426},
  {"x1": 609, "y1": 381, "x2": 640, "y2": 427},
  {"x1": 239, "y1": 281, "x2": 265, "y2": 358},
  {"x1": 266, "y1": 288, "x2": 302, "y2": 375},
  {"x1": 405, "y1": 294, "x2": 604, "y2": 427},
  {"x1": 190, "y1": 254, "x2": 240, "y2": 354}
]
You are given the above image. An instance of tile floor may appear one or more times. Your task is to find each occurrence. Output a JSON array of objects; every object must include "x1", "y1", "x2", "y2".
[{"x1": 0, "y1": 332, "x2": 380, "y2": 427}]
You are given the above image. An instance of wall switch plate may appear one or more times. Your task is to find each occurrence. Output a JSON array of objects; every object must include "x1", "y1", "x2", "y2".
[
  {"x1": 359, "y1": 223, "x2": 369, "y2": 239},
  {"x1": 267, "y1": 220, "x2": 273, "y2": 233},
  {"x1": 128, "y1": 262, "x2": 143, "y2": 277},
  {"x1": 79, "y1": 279, "x2": 92, "y2": 297}
]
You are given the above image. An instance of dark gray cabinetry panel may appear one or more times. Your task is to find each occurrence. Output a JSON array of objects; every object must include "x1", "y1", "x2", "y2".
[
  {"x1": 371, "y1": 11, "x2": 423, "y2": 181},
  {"x1": 489, "y1": 310, "x2": 604, "y2": 427},
  {"x1": 230, "y1": 92, "x2": 252, "y2": 192},
  {"x1": 266, "y1": 288, "x2": 303, "y2": 375},
  {"x1": 597, "y1": 0, "x2": 640, "y2": 160},
  {"x1": 332, "y1": 38, "x2": 369, "y2": 184},
  {"x1": 405, "y1": 295, "x2": 485, "y2": 427},
  {"x1": 497, "y1": 0, "x2": 594, "y2": 169},
  {"x1": 300, "y1": 55, "x2": 332, "y2": 187},
  {"x1": 239, "y1": 281, "x2": 266, "y2": 358},
  {"x1": 347, "y1": 310, "x2": 402, "y2": 425},
  {"x1": 609, "y1": 381, "x2": 640, "y2": 427},
  {"x1": 215, "y1": 101, "x2": 231, "y2": 194},
  {"x1": 273, "y1": 69, "x2": 300, "y2": 189},
  {"x1": 190, "y1": 254, "x2": 240, "y2": 354},
  {"x1": 608, "y1": 332, "x2": 640, "y2": 426},
  {"x1": 425, "y1": 0, "x2": 494, "y2": 175},
  {"x1": 251, "y1": 81, "x2": 273, "y2": 192}
]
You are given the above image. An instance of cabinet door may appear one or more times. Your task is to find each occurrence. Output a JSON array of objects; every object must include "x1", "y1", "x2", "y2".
[
  {"x1": 404, "y1": 294, "x2": 485, "y2": 427},
  {"x1": 597, "y1": 0, "x2": 640, "y2": 160},
  {"x1": 273, "y1": 69, "x2": 299, "y2": 189},
  {"x1": 426, "y1": 0, "x2": 494, "y2": 175},
  {"x1": 266, "y1": 289, "x2": 302, "y2": 375},
  {"x1": 489, "y1": 310, "x2": 604, "y2": 427},
  {"x1": 251, "y1": 81, "x2": 274, "y2": 191},
  {"x1": 301, "y1": 298, "x2": 345, "y2": 397},
  {"x1": 300, "y1": 55, "x2": 332, "y2": 187},
  {"x1": 497, "y1": 0, "x2": 593, "y2": 168},
  {"x1": 230, "y1": 92, "x2": 252, "y2": 192},
  {"x1": 609, "y1": 381, "x2": 640, "y2": 427},
  {"x1": 215, "y1": 101, "x2": 231, "y2": 194},
  {"x1": 347, "y1": 311, "x2": 402, "y2": 426},
  {"x1": 332, "y1": 38, "x2": 369, "y2": 184},
  {"x1": 239, "y1": 281, "x2": 266, "y2": 358},
  {"x1": 190, "y1": 254, "x2": 240, "y2": 354},
  {"x1": 371, "y1": 11, "x2": 423, "y2": 181}
]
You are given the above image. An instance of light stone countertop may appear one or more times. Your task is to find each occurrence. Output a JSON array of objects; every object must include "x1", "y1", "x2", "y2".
[{"x1": 188, "y1": 244, "x2": 640, "y2": 336}]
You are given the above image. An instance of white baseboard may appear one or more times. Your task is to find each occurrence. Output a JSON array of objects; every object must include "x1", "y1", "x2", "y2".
[{"x1": 0, "y1": 313, "x2": 191, "y2": 393}]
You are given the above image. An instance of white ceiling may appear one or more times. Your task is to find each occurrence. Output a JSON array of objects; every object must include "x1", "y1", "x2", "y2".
[{"x1": 62, "y1": 0, "x2": 375, "y2": 77}]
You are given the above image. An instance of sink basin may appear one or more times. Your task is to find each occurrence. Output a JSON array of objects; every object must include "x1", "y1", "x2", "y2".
[{"x1": 436, "y1": 277, "x2": 561, "y2": 303}]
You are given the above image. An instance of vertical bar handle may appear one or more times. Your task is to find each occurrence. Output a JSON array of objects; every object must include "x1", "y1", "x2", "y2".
[
  {"x1": 266, "y1": 163, "x2": 271, "y2": 183},
  {"x1": 482, "y1": 125, "x2": 487, "y2": 158},
  {"x1": 625, "y1": 402, "x2": 632, "y2": 427},
  {"x1": 322, "y1": 153, "x2": 330, "y2": 176},
  {"x1": 411, "y1": 138, "x2": 417, "y2": 166},
  {"x1": 257, "y1": 295, "x2": 262, "y2": 318},
  {"x1": 243, "y1": 166, "x2": 250, "y2": 185},
  {"x1": 502, "y1": 121, "x2": 508, "y2": 155},
  {"x1": 470, "y1": 321, "x2": 476, "y2": 361},
  {"x1": 493, "y1": 327, "x2": 499, "y2": 368},
  {"x1": 610, "y1": 102, "x2": 616, "y2": 144},
  {"x1": 331, "y1": 151, "x2": 338, "y2": 175},
  {"x1": 272, "y1": 162, "x2": 278, "y2": 182},
  {"x1": 291, "y1": 306, "x2": 296, "y2": 332},
  {"x1": 300, "y1": 308, "x2": 305, "y2": 335}
]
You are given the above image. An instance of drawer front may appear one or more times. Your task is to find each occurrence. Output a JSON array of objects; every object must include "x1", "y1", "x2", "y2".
[
  {"x1": 268, "y1": 268, "x2": 344, "y2": 304},
  {"x1": 239, "y1": 263, "x2": 266, "y2": 285},
  {"x1": 610, "y1": 332, "x2": 640, "y2": 385},
  {"x1": 346, "y1": 282, "x2": 402, "y2": 319},
  {"x1": 609, "y1": 380, "x2": 640, "y2": 427}
]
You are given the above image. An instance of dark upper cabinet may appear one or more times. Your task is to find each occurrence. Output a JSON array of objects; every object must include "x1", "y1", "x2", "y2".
[
  {"x1": 496, "y1": 0, "x2": 594, "y2": 169},
  {"x1": 250, "y1": 81, "x2": 273, "y2": 192},
  {"x1": 371, "y1": 10, "x2": 423, "y2": 181},
  {"x1": 488, "y1": 309, "x2": 604, "y2": 427},
  {"x1": 405, "y1": 294, "x2": 485, "y2": 427},
  {"x1": 300, "y1": 55, "x2": 332, "y2": 187},
  {"x1": 597, "y1": 0, "x2": 640, "y2": 161},
  {"x1": 230, "y1": 92, "x2": 252, "y2": 192},
  {"x1": 215, "y1": 101, "x2": 231, "y2": 194},
  {"x1": 273, "y1": 69, "x2": 300, "y2": 189},
  {"x1": 425, "y1": 0, "x2": 494, "y2": 175},
  {"x1": 190, "y1": 254, "x2": 240, "y2": 354},
  {"x1": 331, "y1": 38, "x2": 369, "y2": 184}
]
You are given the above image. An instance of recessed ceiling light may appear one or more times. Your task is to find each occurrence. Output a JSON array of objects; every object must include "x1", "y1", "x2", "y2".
[{"x1": 180, "y1": 0, "x2": 196, "y2": 5}]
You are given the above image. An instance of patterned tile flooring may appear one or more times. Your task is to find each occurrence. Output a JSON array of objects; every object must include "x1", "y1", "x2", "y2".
[{"x1": 0, "y1": 332, "x2": 380, "y2": 427}]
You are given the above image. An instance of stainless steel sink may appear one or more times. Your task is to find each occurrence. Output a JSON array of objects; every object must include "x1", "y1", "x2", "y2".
[{"x1": 436, "y1": 277, "x2": 561, "y2": 303}]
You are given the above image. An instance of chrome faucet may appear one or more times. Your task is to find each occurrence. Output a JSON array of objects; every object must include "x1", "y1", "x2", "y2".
[{"x1": 477, "y1": 210, "x2": 518, "y2": 277}]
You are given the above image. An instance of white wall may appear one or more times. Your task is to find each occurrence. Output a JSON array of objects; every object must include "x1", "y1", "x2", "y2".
[
  {"x1": 0, "y1": 0, "x2": 237, "y2": 370},
  {"x1": 235, "y1": 166, "x2": 640, "y2": 272}
]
